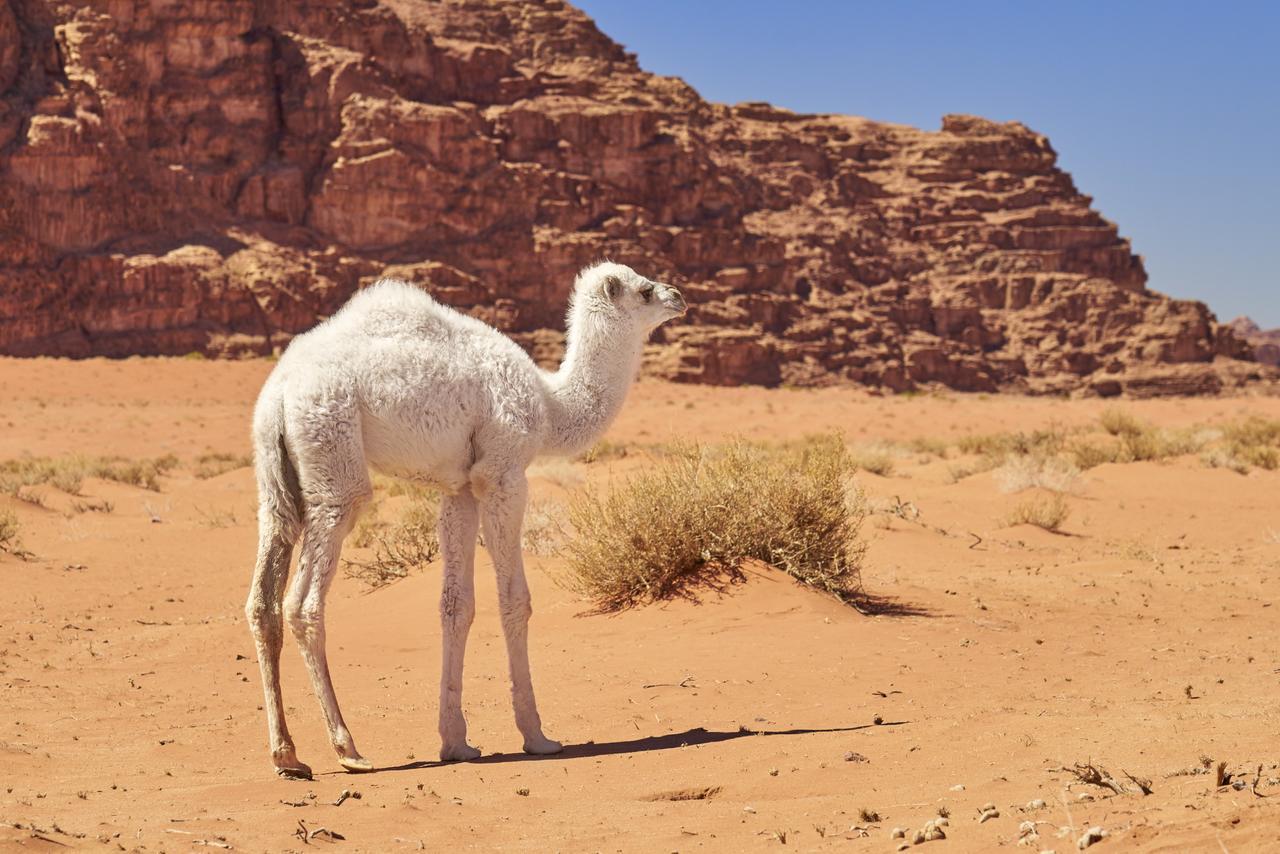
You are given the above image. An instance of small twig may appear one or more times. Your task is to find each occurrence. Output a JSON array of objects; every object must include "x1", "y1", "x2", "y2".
[
  {"x1": 968, "y1": 532, "x2": 983, "y2": 550},
  {"x1": 1122, "y1": 770, "x2": 1153, "y2": 795},
  {"x1": 1067, "y1": 761, "x2": 1127, "y2": 795}
]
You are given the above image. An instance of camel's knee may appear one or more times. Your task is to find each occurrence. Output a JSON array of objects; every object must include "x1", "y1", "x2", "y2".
[
  {"x1": 245, "y1": 596, "x2": 284, "y2": 637},
  {"x1": 284, "y1": 599, "x2": 322, "y2": 642},
  {"x1": 500, "y1": 589, "x2": 532, "y2": 627}
]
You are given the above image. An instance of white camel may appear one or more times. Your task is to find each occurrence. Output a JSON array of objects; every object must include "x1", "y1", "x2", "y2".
[{"x1": 244, "y1": 262, "x2": 686, "y2": 778}]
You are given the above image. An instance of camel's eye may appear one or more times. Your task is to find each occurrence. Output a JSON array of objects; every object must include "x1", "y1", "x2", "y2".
[{"x1": 639, "y1": 283, "x2": 654, "y2": 302}]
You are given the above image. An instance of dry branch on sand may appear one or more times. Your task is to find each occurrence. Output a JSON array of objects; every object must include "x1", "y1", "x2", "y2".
[
  {"x1": 343, "y1": 498, "x2": 440, "y2": 588},
  {"x1": 557, "y1": 436, "x2": 867, "y2": 612}
]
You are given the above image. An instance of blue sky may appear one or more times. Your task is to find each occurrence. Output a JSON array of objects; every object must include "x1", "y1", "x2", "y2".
[{"x1": 576, "y1": 1, "x2": 1280, "y2": 326}]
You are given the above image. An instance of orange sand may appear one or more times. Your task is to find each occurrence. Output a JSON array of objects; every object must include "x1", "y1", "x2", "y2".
[{"x1": 3, "y1": 358, "x2": 1280, "y2": 852}]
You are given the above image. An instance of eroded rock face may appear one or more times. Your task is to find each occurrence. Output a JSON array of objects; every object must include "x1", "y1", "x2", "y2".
[
  {"x1": 1229, "y1": 318, "x2": 1280, "y2": 367},
  {"x1": 0, "y1": 0, "x2": 1259, "y2": 394}
]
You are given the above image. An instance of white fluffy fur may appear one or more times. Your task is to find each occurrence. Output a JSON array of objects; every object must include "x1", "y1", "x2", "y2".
[{"x1": 244, "y1": 262, "x2": 685, "y2": 777}]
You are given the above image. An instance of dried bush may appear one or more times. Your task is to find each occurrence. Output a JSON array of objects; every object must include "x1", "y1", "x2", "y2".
[
  {"x1": 577, "y1": 439, "x2": 630, "y2": 463},
  {"x1": 1099, "y1": 408, "x2": 1145, "y2": 438},
  {"x1": 0, "y1": 453, "x2": 179, "y2": 495},
  {"x1": 1002, "y1": 492, "x2": 1070, "y2": 532},
  {"x1": 194, "y1": 452, "x2": 254, "y2": 479},
  {"x1": 848, "y1": 444, "x2": 896, "y2": 476},
  {"x1": 996, "y1": 454, "x2": 1082, "y2": 494},
  {"x1": 0, "y1": 509, "x2": 18, "y2": 552},
  {"x1": 558, "y1": 436, "x2": 867, "y2": 612},
  {"x1": 344, "y1": 498, "x2": 440, "y2": 588},
  {"x1": 956, "y1": 427, "x2": 1066, "y2": 461}
]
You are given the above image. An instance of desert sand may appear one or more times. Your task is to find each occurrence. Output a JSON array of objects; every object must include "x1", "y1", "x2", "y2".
[{"x1": 3, "y1": 357, "x2": 1280, "y2": 852}]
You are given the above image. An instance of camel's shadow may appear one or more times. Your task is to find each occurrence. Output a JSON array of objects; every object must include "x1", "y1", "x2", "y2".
[{"x1": 370, "y1": 721, "x2": 908, "y2": 774}]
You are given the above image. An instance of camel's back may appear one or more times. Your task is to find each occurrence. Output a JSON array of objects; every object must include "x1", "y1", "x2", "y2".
[{"x1": 270, "y1": 279, "x2": 547, "y2": 486}]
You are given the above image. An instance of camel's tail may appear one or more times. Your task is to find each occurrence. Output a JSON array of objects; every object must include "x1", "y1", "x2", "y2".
[{"x1": 253, "y1": 391, "x2": 304, "y2": 540}]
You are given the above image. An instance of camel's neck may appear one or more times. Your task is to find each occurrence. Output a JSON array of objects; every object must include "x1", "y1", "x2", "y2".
[{"x1": 541, "y1": 317, "x2": 644, "y2": 456}]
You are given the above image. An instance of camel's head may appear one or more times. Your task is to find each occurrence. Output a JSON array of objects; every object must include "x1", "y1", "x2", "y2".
[{"x1": 570, "y1": 262, "x2": 686, "y2": 334}]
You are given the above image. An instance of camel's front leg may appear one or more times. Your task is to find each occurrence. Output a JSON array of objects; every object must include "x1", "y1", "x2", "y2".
[
  {"x1": 437, "y1": 488, "x2": 481, "y2": 761},
  {"x1": 479, "y1": 474, "x2": 562, "y2": 755}
]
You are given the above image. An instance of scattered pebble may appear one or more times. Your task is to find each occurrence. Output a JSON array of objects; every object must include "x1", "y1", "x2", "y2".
[
  {"x1": 1076, "y1": 792, "x2": 1094, "y2": 802},
  {"x1": 1026, "y1": 798, "x2": 1047, "y2": 810},
  {"x1": 950, "y1": 784, "x2": 966, "y2": 791},
  {"x1": 896, "y1": 844, "x2": 910, "y2": 852},
  {"x1": 978, "y1": 804, "x2": 1000, "y2": 823},
  {"x1": 844, "y1": 751, "x2": 869, "y2": 763},
  {"x1": 1077, "y1": 826, "x2": 1107, "y2": 849},
  {"x1": 743, "y1": 806, "x2": 756, "y2": 814},
  {"x1": 890, "y1": 827, "x2": 906, "y2": 839},
  {"x1": 873, "y1": 714, "x2": 884, "y2": 725}
]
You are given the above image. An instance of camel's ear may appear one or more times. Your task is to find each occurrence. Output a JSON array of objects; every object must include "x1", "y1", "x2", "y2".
[{"x1": 604, "y1": 275, "x2": 623, "y2": 301}]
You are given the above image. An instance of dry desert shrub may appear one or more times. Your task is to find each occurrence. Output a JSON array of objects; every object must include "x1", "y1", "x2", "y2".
[
  {"x1": 1099, "y1": 407, "x2": 1145, "y2": 438},
  {"x1": 996, "y1": 453, "x2": 1082, "y2": 494},
  {"x1": 558, "y1": 436, "x2": 867, "y2": 612},
  {"x1": 904, "y1": 436, "x2": 950, "y2": 457},
  {"x1": 956, "y1": 427, "x2": 1067, "y2": 460},
  {"x1": 847, "y1": 443, "x2": 896, "y2": 476},
  {"x1": 1002, "y1": 492, "x2": 1070, "y2": 532},
  {"x1": 1211, "y1": 417, "x2": 1280, "y2": 471},
  {"x1": 522, "y1": 499, "x2": 565, "y2": 557},
  {"x1": 344, "y1": 497, "x2": 440, "y2": 588},
  {"x1": 0, "y1": 453, "x2": 179, "y2": 495},
  {"x1": 577, "y1": 438, "x2": 630, "y2": 463},
  {"x1": 194, "y1": 451, "x2": 253, "y2": 479},
  {"x1": 0, "y1": 509, "x2": 18, "y2": 552}
]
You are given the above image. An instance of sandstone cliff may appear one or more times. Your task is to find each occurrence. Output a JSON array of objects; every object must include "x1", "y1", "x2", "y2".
[
  {"x1": 0, "y1": 0, "x2": 1261, "y2": 394},
  {"x1": 1229, "y1": 318, "x2": 1280, "y2": 367}
]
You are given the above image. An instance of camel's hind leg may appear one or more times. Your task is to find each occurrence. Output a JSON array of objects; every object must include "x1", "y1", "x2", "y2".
[
  {"x1": 285, "y1": 491, "x2": 371, "y2": 772},
  {"x1": 438, "y1": 487, "x2": 480, "y2": 761},
  {"x1": 246, "y1": 511, "x2": 308, "y2": 778}
]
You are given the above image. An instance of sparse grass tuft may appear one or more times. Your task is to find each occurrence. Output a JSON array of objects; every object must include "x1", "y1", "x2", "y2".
[
  {"x1": 577, "y1": 439, "x2": 630, "y2": 464},
  {"x1": 1069, "y1": 437, "x2": 1123, "y2": 470},
  {"x1": 848, "y1": 444, "x2": 896, "y2": 476},
  {"x1": 0, "y1": 454, "x2": 183, "y2": 494},
  {"x1": 996, "y1": 454, "x2": 1082, "y2": 494},
  {"x1": 956, "y1": 427, "x2": 1066, "y2": 461},
  {"x1": 194, "y1": 452, "x2": 254, "y2": 479},
  {"x1": 904, "y1": 436, "x2": 950, "y2": 457},
  {"x1": 1100, "y1": 408, "x2": 1145, "y2": 438},
  {"x1": 344, "y1": 497, "x2": 440, "y2": 588},
  {"x1": 1002, "y1": 492, "x2": 1070, "y2": 532},
  {"x1": 559, "y1": 436, "x2": 867, "y2": 612}
]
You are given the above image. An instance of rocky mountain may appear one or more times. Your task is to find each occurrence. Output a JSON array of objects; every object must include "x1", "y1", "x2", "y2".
[
  {"x1": 0, "y1": 0, "x2": 1263, "y2": 394},
  {"x1": 1228, "y1": 318, "x2": 1280, "y2": 366}
]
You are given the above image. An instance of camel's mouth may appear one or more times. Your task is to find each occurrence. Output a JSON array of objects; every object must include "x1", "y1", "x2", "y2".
[{"x1": 663, "y1": 288, "x2": 687, "y2": 317}]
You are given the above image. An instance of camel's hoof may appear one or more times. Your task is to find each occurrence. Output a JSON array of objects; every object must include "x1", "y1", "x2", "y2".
[
  {"x1": 523, "y1": 736, "x2": 563, "y2": 756},
  {"x1": 440, "y1": 743, "x2": 481, "y2": 762},
  {"x1": 274, "y1": 761, "x2": 314, "y2": 781},
  {"x1": 338, "y1": 754, "x2": 374, "y2": 773}
]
